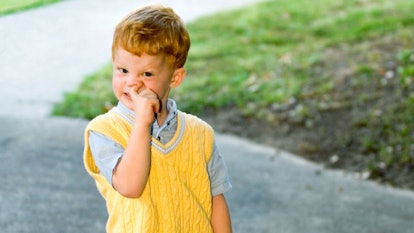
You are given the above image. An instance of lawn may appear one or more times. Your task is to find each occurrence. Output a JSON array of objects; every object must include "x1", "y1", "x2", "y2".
[
  {"x1": 0, "y1": 0, "x2": 60, "y2": 15},
  {"x1": 53, "y1": 0, "x2": 414, "y2": 189}
]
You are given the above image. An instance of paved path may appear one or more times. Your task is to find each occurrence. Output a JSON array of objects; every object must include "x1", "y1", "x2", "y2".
[{"x1": 1, "y1": 1, "x2": 414, "y2": 232}]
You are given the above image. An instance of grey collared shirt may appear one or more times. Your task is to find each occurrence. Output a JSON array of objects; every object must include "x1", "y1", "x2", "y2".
[{"x1": 88, "y1": 99, "x2": 231, "y2": 196}]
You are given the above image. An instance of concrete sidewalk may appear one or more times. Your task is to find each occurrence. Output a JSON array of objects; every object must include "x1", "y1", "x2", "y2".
[
  {"x1": 1, "y1": 1, "x2": 414, "y2": 232},
  {"x1": 1, "y1": 116, "x2": 414, "y2": 233}
]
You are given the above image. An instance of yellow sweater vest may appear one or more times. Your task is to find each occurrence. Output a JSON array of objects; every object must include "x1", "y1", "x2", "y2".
[{"x1": 83, "y1": 108, "x2": 214, "y2": 233}]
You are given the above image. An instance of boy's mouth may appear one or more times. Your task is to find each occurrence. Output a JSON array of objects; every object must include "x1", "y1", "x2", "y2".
[{"x1": 124, "y1": 92, "x2": 132, "y2": 100}]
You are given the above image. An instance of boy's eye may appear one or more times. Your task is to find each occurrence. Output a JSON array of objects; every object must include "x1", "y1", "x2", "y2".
[
  {"x1": 143, "y1": 72, "x2": 153, "y2": 77},
  {"x1": 119, "y1": 68, "x2": 128, "y2": 74}
]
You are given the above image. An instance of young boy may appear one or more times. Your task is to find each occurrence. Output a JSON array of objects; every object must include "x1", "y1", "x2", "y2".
[{"x1": 83, "y1": 4, "x2": 232, "y2": 233}]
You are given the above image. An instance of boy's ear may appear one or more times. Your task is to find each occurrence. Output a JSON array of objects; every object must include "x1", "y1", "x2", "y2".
[{"x1": 170, "y1": 68, "x2": 186, "y2": 88}]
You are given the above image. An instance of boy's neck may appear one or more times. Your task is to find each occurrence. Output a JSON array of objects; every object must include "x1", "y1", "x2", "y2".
[{"x1": 155, "y1": 109, "x2": 168, "y2": 127}]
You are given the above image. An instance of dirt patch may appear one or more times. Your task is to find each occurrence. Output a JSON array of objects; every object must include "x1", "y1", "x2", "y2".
[{"x1": 201, "y1": 35, "x2": 414, "y2": 190}]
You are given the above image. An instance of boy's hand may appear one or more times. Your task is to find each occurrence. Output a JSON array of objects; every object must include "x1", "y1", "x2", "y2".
[{"x1": 129, "y1": 87, "x2": 161, "y2": 126}]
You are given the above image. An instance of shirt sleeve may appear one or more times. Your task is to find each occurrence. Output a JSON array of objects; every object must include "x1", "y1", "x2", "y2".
[
  {"x1": 88, "y1": 131, "x2": 124, "y2": 184},
  {"x1": 208, "y1": 140, "x2": 232, "y2": 196}
]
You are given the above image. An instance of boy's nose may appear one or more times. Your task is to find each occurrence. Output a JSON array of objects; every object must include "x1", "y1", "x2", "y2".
[{"x1": 126, "y1": 75, "x2": 142, "y2": 87}]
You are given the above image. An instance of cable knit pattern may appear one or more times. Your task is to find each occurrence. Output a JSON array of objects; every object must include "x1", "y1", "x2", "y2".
[{"x1": 83, "y1": 107, "x2": 214, "y2": 233}]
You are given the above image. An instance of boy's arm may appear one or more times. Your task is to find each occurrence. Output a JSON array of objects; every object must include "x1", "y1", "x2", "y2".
[
  {"x1": 111, "y1": 89, "x2": 160, "y2": 198},
  {"x1": 111, "y1": 122, "x2": 152, "y2": 198},
  {"x1": 211, "y1": 194, "x2": 232, "y2": 233}
]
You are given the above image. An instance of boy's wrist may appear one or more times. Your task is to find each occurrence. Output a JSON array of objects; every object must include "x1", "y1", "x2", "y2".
[{"x1": 133, "y1": 120, "x2": 153, "y2": 133}]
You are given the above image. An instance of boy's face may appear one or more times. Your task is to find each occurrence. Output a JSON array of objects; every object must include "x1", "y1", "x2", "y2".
[{"x1": 112, "y1": 48, "x2": 184, "y2": 111}]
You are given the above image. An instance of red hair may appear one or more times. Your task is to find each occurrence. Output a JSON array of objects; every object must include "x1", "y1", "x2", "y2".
[{"x1": 112, "y1": 5, "x2": 191, "y2": 68}]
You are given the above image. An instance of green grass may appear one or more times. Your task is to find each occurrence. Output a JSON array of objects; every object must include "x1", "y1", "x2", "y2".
[
  {"x1": 55, "y1": 0, "x2": 414, "y2": 118},
  {"x1": 177, "y1": 0, "x2": 413, "y2": 114},
  {"x1": 53, "y1": 0, "x2": 414, "y2": 187},
  {"x1": 0, "y1": 0, "x2": 61, "y2": 16},
  {"x1": 52, "y1": 65, "x2": 114, "y2": 118}
]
